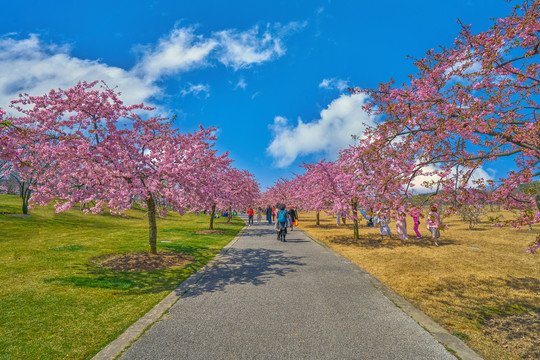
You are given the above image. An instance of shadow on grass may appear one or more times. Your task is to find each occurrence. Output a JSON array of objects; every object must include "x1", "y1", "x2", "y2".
[
  {"x1": 328, "y1": 234, "x2": 461, "y2": 249},
  {"x1": 424, "y1": 275, "x2": 540, "y2": 321},
  {"x1": 44, "y1": 247, "x2": 217, "y2": 295},
  {"x1": 421, "y1": 274, "x2": 540, "y2": 360},
  {"x1": 160, "y1": 243, "x2": 211, "y2": 256},
  {"x1": 44, "y1": 261, "x2": 206, "y2": 295},
  {"x1": 502, "y1": 276, "x2": 540, "y2": 293},
  {"x1": 460, "y1": 227, "x2": 491, "y2": 232},
  {"x1": 303, "y1": 223, "x2": 348, "y2": 230},
  {"x1": 218, "y1": 221, "x2": 245, "y2": 226},
  {"x1": 50, "y1": 245, "x2": 88, "y2": 252},
  {"x1": 178, "y1": 247, "x2": 306, "y2": 298}
]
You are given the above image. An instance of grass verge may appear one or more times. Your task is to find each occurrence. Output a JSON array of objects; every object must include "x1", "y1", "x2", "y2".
[
  {"x1": 298, "y1": 210, "x2": 539, "y2": 360},
  {"x1": 0, "y1": 195, "x2": 244, "y2": 359}
]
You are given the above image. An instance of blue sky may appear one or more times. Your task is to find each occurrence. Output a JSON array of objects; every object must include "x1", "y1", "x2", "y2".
[{"x1": 0, "y1": 0, "x2": 516, "y2": 189}]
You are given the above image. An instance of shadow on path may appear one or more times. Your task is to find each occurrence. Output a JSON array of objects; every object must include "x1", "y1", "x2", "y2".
[
  {"x1": 178, "y1": 247, "x2": 306, "y2": 298},
  {"x1": 243, "y1": 227, "x2": 311, "y2": 243}
]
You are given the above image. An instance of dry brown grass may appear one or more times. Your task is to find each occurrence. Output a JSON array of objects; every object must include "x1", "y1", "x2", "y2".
[{"x1": 297, "y1": 211, "x2": 540, "y2": 360}]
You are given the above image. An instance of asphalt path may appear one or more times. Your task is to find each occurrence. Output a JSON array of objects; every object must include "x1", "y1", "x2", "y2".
[{"x1": 120, "y1": 217, "x2": 456, "y2": 360}]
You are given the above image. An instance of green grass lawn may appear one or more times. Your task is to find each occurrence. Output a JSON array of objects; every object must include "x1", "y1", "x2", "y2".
[{"x1": 0, "y1": 195, "x2": 245, "y2": 359}]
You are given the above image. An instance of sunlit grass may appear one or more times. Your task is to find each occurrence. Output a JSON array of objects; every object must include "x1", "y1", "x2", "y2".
[
  {"x1": 0, "y1": 195, "x2": 244, "y2": 359},
  {"x1": 298, "y1": 210, "x2": 539, "y2": 360}
]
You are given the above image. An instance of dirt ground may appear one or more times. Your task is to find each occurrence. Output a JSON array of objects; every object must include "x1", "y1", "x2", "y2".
[
  {"x1": 94, "y1": 251, "x2": 195, "y2": 272},
  {"x1": 194, "y1": 229, "x2": 226, "y2": 235}
]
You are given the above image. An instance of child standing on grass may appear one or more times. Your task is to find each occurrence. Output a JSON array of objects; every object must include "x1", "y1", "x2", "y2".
[
  {"x1": 375, "y1": 212, "x2": 392, "y2": 241},
  {"x1": 395, "y1": 208, "x2": 408, "y2": 245},
  {"x1": 409, "y1": 206, "x2": 423, "y2": 239},
  {"x1": 427, "y1": 205, "x2": 441, "y2": 246}
]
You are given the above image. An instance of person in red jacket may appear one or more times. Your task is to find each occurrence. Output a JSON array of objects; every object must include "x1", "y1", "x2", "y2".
[{"x1": 247, "y1": 207, "x2": 254, "y2": 225}]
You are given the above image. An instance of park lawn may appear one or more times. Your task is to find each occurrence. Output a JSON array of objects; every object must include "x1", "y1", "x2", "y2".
[
  {"x1": 0, "y1": 195, "x2": 244, "y2": 360},
  {"x1": 298, "y1": 210, "x2": 539, "y2": 360}
]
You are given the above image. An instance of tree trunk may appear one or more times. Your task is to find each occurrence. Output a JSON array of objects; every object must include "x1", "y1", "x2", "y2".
[
  {"x1": 536, "y1": 194, "x2": 540, "y2": 211},
  {"x1": 20, "y1": 184, "x2": 31, "y2": 215},
  {"x1": 209, "y1": 204, "x2": 216, "y2": 230},
  {"x1": 316, "y1": 211, "x2": 320, "y2": 226},
  {"x1": 147, "y1": 195, "x2": 158, "y2": 254},
  {"x1": 352, "y1": 198, "x2": 359, "y2": 241},
  {"x1": 22, "y1": 197, "x2": 28, "y2": 215},
  {"x1": 227, "y1": 206, "x2": 232, "y2": 223}
]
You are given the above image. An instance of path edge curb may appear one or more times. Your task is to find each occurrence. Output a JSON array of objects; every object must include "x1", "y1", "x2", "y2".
[
  {"x1": 300, "y1": 228, "x2": 483, "y2": 360},
  {"x1": 91, "y1": 219, "x2": 248, "y2": 360}
]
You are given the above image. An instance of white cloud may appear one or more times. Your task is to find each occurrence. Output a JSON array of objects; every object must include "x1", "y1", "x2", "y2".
[
  {"x1": 445, "y1": 60, "x2": 482, "y2": 76},
  {"x1": 0, "y1": 22, "x2": 304, "y2": 110},
  {"x1": 133, "y1": 27, "x2": 217, "y2": 82},
  {"x1": 180, "y1": 83, "x2": 210, "y2": 98},
  {"x1": 267, "y1": 92, "x2": 375, "y2": 167},
  {"x1": 215, "y1": 24, "x2": 288, "y2": 70},
  {"x1": 0, "y1": 34, "x2": 158, "y2": 109},
  {"x1": 409, "y1": 164, "x2": 495, "y2": 193},
  {"x1": 235, "y1": 77, "x2": 247, "y2": 90},
  {"x1": 319, "y1": 78, "x2": 348, "y2": 91}
]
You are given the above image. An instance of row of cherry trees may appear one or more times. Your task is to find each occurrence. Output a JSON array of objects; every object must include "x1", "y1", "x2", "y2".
[
  {"x1": 0, "y1": 82, "x2": 259, "y2": 254},
  {"x1": 262, "y1": 0, "x2": 540, "y2": 253}
]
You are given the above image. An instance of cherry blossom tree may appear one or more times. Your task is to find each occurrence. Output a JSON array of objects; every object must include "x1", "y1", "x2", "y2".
[
  {"x1": 0, "y1": 108, "x2": 47, "y2": 214},
  {"x1": 2, "y1": 81, "x2": 232, "y2": 253},
  {"x1": 190, "y1": 164, "x2": 259, "y2": 229},
  {"x1": 260, "y1": 177, "x2": 294, "y2": 207},
  {"x1": 295, "y1": 158, "x2": 365, "y2": 239},
  {"x1": 349, "y1": 0, "x2": 540, "y2": 251},
  {"x1": 219, "y1": 168, "x2": 260, "y2": 223},
  {"x1": 296, "y1": 160, "x2": 346, "y2": 226}
]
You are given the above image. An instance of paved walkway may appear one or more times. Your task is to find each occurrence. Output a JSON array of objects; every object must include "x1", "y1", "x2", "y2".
[{"x1": 120, "y1": 218, "x2": 457, "y2": 360}]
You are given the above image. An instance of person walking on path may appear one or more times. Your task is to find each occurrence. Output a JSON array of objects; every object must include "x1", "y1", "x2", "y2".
[
  {"x1": 395, "y1": 208, "x2": 408, "y2": 245},
  {"x1": 276, "y1": 203, "x2": 288, "y2": 242},
  {"x1": 266, "y1": 205, "x2": 273, "y2": 225},
  {"x1": 247, "y1": 207, "x2": 254, "y2": 225},
  {"x1": 256, "y1": 207, "x2": 262, "y2": 224},
  {"x1": 272, "y1": 206, "x2": 276, "y2": 222},
  {"x1": 288, "y1": 206, "x2": 297, "y2": 231},
  {"x1": 375, "y1": 212, "x2": 392, "y2": 241},
  {"x1": 427, "y1": 205, "x2": 442, "y2": 246}
]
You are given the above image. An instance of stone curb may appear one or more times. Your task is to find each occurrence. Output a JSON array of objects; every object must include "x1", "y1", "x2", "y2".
[
  {"x1": 300, "y1": 229, "x2": 483, "y2": 360},
  {"x1": 92, "y1": 219, "x2": 248, "y2": 360}
]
